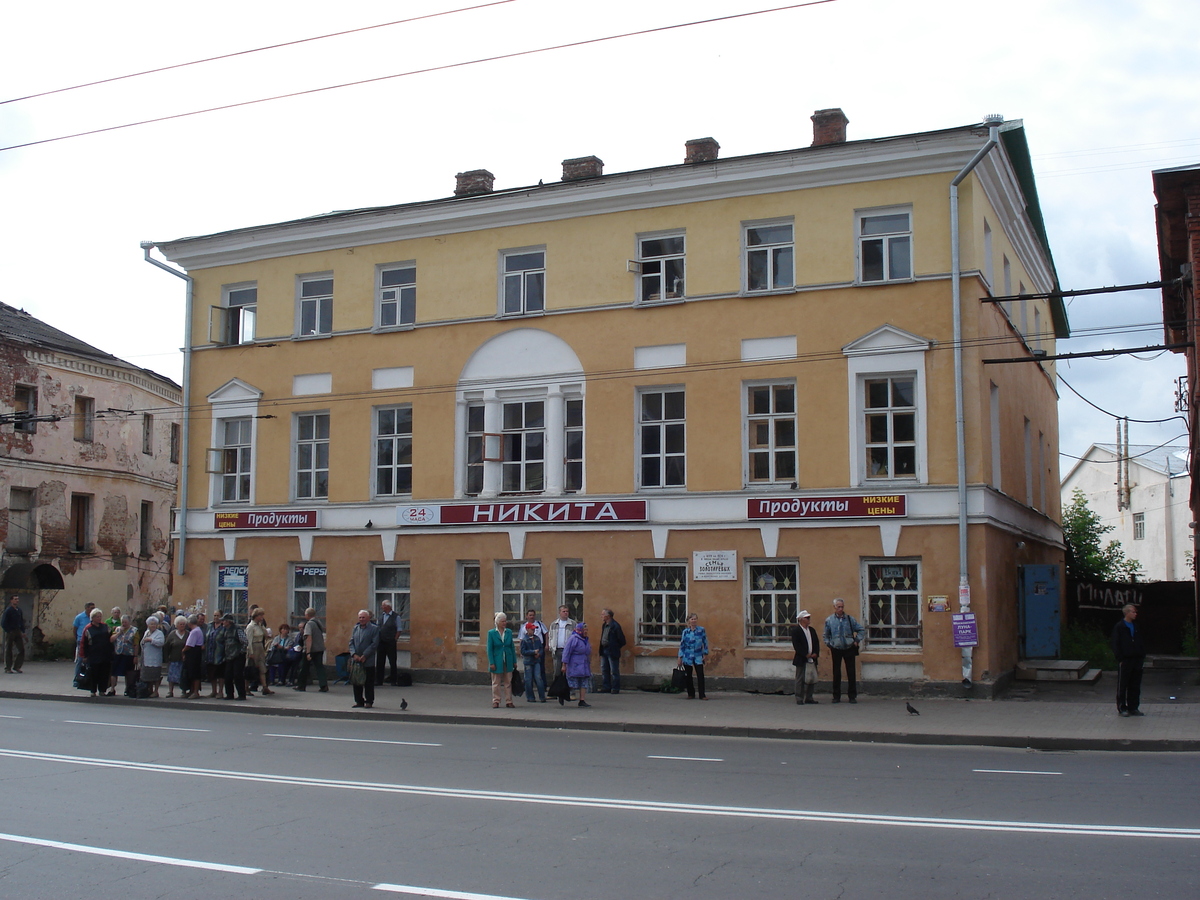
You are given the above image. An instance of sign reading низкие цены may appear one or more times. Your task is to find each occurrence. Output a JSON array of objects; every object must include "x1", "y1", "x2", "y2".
[{"x1": 747, "y1": 495, "x2": 906, "y2": 519}]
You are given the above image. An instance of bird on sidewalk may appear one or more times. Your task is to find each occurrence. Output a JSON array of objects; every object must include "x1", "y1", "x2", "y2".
[
  {"x1": 400, "y1": 698, "x2": 408, "y2": 711},
  {"x1": 906, "y1": 702, "x2": 920, "y2": 716}
]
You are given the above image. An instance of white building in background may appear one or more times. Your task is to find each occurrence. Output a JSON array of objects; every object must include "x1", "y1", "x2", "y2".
[{"x1": 1061, "y1": 444, "x2": 1192, "y2": 582}]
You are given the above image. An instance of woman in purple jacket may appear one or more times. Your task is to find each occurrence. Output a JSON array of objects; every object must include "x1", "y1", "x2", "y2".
[{"x1": 561, "y1": 622, "x2": 592, "y2": 708}]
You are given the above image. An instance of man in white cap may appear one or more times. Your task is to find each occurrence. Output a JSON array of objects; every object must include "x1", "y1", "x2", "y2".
[{"x1": 790, "y1": 609, "x2": 820, "y2": 704}]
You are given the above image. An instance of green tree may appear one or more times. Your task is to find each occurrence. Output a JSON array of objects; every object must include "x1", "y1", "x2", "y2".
[{"x1": 1061, "y1": 488, "x2": 1143, "y2": 582}]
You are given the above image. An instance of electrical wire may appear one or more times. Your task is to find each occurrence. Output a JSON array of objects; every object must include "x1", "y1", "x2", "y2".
[
  {"x1": 0, "y1": 1, "x2": 839, "y2": 153},
  {"x1": 0, "y1": 1, "x2": 517, "y2": 106},
  {"x1": 1057, "y1": 374, "x2": 1188, "y2": 427},
  {"x1": 1058, "y1": 434, "x2": 1189, "y2": 464}
]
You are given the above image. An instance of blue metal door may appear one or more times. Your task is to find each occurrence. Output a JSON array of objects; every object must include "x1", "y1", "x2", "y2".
[{"x1": 1019, "y1": 564, "x2": 1060, "y2": 658}]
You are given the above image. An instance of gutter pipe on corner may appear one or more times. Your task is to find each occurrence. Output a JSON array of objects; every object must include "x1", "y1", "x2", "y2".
[
  {"x1": 140, "y1": 242, "x2": 193, "y2": 578},
  {"x1": 950, "y1": 114, "x2": 1004, "y2": 686}
]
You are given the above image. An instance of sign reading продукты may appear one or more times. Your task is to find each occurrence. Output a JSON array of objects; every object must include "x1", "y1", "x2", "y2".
[
  {"x1": 747, "y1": 495, "x2": 907, "y2": 519},
  {"x1": 215, "y1": 510, "x2": 318, "y2": 529},
  {"x1": 952, "y1": 612, "x2": 979, "y2": 648},
  {"x1": 397, "y1": 500, "x2": 647, "y2": 526}
]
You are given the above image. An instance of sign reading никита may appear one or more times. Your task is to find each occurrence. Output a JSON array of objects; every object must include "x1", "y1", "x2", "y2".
[
  {"x1": 215, "y1": 510, "x2": 319, "y2": 529},
  {"x1": 397, "y1": 500, "x2": 647, "y2": 526},
  {"x1": 747, "y1": 494, "x2": 907, "y2": 519}
]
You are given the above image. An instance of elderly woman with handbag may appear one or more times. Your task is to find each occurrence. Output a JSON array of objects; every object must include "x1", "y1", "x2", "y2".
[
  {"x1": 678, "y1": 613, "x2": 709, "y2": 700},
  {"x1": 486, "y1": 612, "x2": 516, "y2": 709}
]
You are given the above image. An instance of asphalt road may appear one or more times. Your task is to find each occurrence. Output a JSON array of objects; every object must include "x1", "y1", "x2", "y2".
[{"x1": 1, "y1": 698, "x2": 1197, "y2": 899}]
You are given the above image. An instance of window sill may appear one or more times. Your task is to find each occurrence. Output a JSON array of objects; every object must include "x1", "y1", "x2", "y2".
[
  {"x1": 856, "y1": 276, "x2": 915, "y2": 287},
  {"x1": 373, "y1": 324, "x2": 416, "y2": 334},
  {"x1": 293, "y1": 332, "x2": 333, "y2": 342},
  {"x1": 496, "y1": 310, "x2": 546, "y2": 320},
  {"x1": 741, "y1": 287, "x2": 795, "y2": 298},
  {"x1": 634, "y1": 296, "x2": 686, "y2": 308}
]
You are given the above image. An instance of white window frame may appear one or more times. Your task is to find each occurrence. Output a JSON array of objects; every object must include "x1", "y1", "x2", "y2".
[
  {"x1": 500, "y1": 399, "x2": 546, "y2": 494},
  {"x1": 215, "y1": 282, "x2": 257, "y2": 345},
  {"x1": 558, "y1": 560, "x2": 584, "y2": 622},
  {"x1": 564, "y1": 397, "x2": 584, "y2": 493},
  {"x1": 637, "y1": 560, "x2": 688, "y2": 644},
  {"x1": 746, "y1": 560, "x2": 799, "y2": 644},
  {"x1": 857, "y1": 207, "x2": 913, "y2": 283},
  {"x1": 499, "y1": 248, "x2": 545, "y2": 316},
  {"x1": 294, "y1": 412, "x2": 330, "y2": 500},
  {"x1": 217, "y1": 417, "x2": 255, "y2": 504},
  {"x1": 862, "y1": 375, "x2": 918, "y2": 481},
  {"x1": 744, "y1": 380, "x2": 798, "y2": 486},
  {"x1": 637, "y1": 387, "x2": 686, "y2": 491},
  {"x1": 291, "y1": 563, "x2": 327, "y2": 630},
  {"x1": 373, "y1": 563, "x2": 411, "y2": 637},
  {"x1": 457, "y1": 561, "x2": 482, "y2": 642},
  {"x1": 1133, "y1": 512, "x2": 1146, "y2": 541},
  {"x1": 636, "y1": 231, "x2": 685, "y2": 303},
  {"x1": 377, "y1": 263, "x2": 416, "y2": 330},
  {"x1": 214, "y1": 562, "x2": 250, "y2": 625},
  {"x1": 863, "y1": 559, "x2": 922, "y2": 649},
  {"x1": 374, "y1": 405, "x2": 413, "y2": 497},
  {"x1": 297, "y1": 274, "x2": 334, "y2": 337},
  {"x1": 206, "y1": 379, "x2": 261, "y2": 508},
  {"x1": 743, "y1": 219, "x2": 794, "y2": 293},
  {"x1": 498, "y1": 561, "x2": 542, "y2": 622}
]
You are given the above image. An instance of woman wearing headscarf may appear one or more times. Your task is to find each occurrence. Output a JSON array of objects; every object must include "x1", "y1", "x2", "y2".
[
  {"x1": 80, "y1": 609, "x2": 113, "y2": 698},
  {"x1": 140, "y1": 615, "x2": 165, "y2": 697},
  {"x1": 486, "y1": 612, "x2": 516, "y2": 708},
  {"x1": 678, "y1": 612, "x2": 709, "y2": 700},
  {"x1": 561, "y1": 621, "x2": 593, "y2": 708},
  {"x1": 110, "y1": 614, "x2": 139, "y2": 697}
]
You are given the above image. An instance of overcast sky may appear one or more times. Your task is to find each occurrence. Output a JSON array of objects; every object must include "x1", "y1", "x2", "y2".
[{"x1": 3, "y1": 0, "x2": 1198, "y2": 471}]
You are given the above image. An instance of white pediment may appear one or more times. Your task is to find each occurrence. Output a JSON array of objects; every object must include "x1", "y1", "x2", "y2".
[
  {"x1": 207, "y1": 378, "x2": 264, "y2": 405},
  {"x1": 460, "y1": 328, "x2": 584, "y2": 384},
  {"x1": 842, "y1": 324, "x2": 934, "y2": 358}
]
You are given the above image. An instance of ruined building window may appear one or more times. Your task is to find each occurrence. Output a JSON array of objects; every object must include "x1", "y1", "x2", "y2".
[
  {"x1": 13, "y1": 385, "x2": 37, "y2": 434},
  {"x1": 70, "y1": 493, "x2": 92, "y2": 552},
  {"x1": 170, "y1": 423, "x2": 181, "y2": 464},
  {"x1": 74, "y1": 396, "x2": 94, "y2": 442},
  {"x1": 140, "y1": 500, "x2": 153, "y2": 557},
  {"x1": 8, "y1": 488, "x2": 35, "y2": 553},
  {"x1": 142, "y1": 413, "x2": 154, "y2": 455}
]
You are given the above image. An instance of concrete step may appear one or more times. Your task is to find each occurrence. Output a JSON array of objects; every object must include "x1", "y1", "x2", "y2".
[
  {"x1": 1080, "y1": 667, "x2": 1102, "y2": 684},
  {"x1": 1015, "y1": 659, "x2": 1092, "y2": 681},
  {"x1": 1145, "y1": 655, "x2": 1200, "y2": 670}
]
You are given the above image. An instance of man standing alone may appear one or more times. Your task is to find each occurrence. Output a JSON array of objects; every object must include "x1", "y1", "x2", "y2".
[
  {"x1": 597, "y1": 608, "x2": 626, "y2": 694},
  {"x1": 823, "y1": 598, "x2": 864, "y2": 704},
  {"x1": 2, "y1": 595, "x2": 26, "y2": 674},
  {"x1": 1110, "y1": 603, "x2": 1146, "y2": 717}
]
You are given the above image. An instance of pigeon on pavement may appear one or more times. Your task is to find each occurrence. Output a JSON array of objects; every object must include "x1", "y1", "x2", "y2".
[
  {"x1": 906, "y1": 702, "x2": 920, "y2": 716},
  {"x1": 400, "y1": 698, "x2": 408, "y2": 711}
]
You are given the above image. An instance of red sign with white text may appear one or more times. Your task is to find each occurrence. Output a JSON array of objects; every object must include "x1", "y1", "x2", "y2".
[
  {"x1": 398, "y1": 500, "x2": 646, "y2": 526},
  {"x1": 215, "y1": 510, "x2": 319, "y2": 529}
]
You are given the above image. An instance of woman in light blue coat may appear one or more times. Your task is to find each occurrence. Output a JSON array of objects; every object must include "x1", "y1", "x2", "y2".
[{"x1": 678, "y1": 613, "x2": 709, "y2": 700}]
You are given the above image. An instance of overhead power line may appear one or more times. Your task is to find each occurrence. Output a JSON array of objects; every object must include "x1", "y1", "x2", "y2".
[
  {"x1": 0, "y1": 1, "x2": 839, "y2": 153},
  {"x1": 0, "y1": 1, "x2": 518, "y2": 106}
]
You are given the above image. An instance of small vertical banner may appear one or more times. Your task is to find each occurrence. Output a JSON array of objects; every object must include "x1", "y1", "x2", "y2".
[{"x1": 952, "y1": 612, "x2": 978, "y2": 648}]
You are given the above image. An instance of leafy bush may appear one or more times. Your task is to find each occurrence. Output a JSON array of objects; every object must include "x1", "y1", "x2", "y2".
[{"x1": 1060, "y1": 623, "x2": 1117, "y2": 671}]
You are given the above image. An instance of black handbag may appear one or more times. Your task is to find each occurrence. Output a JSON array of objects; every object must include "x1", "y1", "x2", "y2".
[
  {"x1": 510, "y1": 667, "x2": 524, "y2": 696},
  {"x1": 671, "y1": 666, "x2": 687, "y2": 690},
  {"x1": 548, "y1": 671, "x2": 569, "y2": 699}
]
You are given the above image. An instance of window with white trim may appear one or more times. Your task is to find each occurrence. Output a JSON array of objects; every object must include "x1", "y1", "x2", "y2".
[
  {"x1": 374, "y1": 564, "x2": 411, "y2": 636},
  {"x1": 462, "y1": 391, "x2": 583, "y2": 497},
  {"x1": 502, "y1": 401, "x2": 545, "y2": 493},
  {"x1": 639, "y1": 388, "x2": 685, "y2": 489},
  {"x1": 458, "y1": 561, "x2": 481, "y2": 641},
  {"x1": 215, "y1": 563, "x2": 249, "y2": 625},
  {"x1": 501, "y1": 249, "x2": 545, "y2": 315},
  {"x1": 464, "y1": 404, "x2": 486, "y2": 497},
  {"x1": 746, "y1": 382, "x2": 797, "y2": 484},
  {"x1": 747, "y1": 561, "x2": 798, "y2": 644},
  {"x1": 378, "y1": 265, "x2": 416, "y2": 328},
  {"x1": 1133, "y1": 512, "x2": 1145, "y2": 541},
  {"x1": 375, "y1": 406, "x2": 412, "y2": 496},
  {"x1": 864, "y1": 376, "x2": 916, "y2": 479},
  {"x1": 500, "y1": 562, "x2": 542, "y2": 622},
  {"x1": 559, "y1": 561, "x2": 584, "y2": 622},
  {"x1": 295, "y1": 413, "x2": 329, "y2": 500},
  {"x1": 564, "y1": 398, "x2": 583, "y2": 492},
  {"x1": 638, "y1": 233, "x2": 685, "y2": 302},
  {"x1": 864, "y1": 560, "x2": 921, "y2": 647},
  {"x1": 298, "y1": 276, "x2": 333, "y2": 336},
  {"x1": 745, "y1": 222, "x2": 794, "y2": 292},
  {"x1": 219, "y1": 417, "x2": 253, "y2": 503},
  {"x1": 638, "y1": 562, "x2": 687, "y2": 643},
  {"x1": 217, "y1": 284, "x2": 257, "y2": 345},
  {"x1": 858, "y1": 209, "x2": 912, "y2": 282},
  {"x1": 291, "y1": 564, "x2": 327, "y2": 630}
]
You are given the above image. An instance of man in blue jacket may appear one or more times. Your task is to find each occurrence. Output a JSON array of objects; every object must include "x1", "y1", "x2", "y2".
[
  {"x1": 71, "y1": 602, "x2": 95, "y2": 686},
  {"x1": 823, "y1": 598, "x2": 865, "y2": 704},
  {"x1": 3, "y1": 594, "x2": 27, "y2": 674}
]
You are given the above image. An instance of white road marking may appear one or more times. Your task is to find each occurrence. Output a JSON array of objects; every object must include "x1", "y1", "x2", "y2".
[
  {"x1": 264, "y1": 733, "x2": 441, "y2": 747},
  {"x1": 647, "y1": 755, "x2": 724, "y2": 762},
  {"x1": 1, "y1": 747, "x2": 1196, "y2": 841},
  {"x1": 0, "y1": 831, "x2": 260, "y2": 874},
  {"x1": 65, "y1": 720, "x2": 210, "y2": 733},
  {"x1": 374, "y1": 884, "x2": 531, "y2": 899},
  {"x1": 0, "y1": 714, "x2": 21, "y2": 719},
  {"x1": 973, "y1": 769, "x2": 1063, "y2": 776}
]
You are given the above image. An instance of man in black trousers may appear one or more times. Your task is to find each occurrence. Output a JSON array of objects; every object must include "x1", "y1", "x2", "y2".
[
  {"x1": 1110, "y1": 603, "x2": 1146, "y2": 717},
  {"x1": 376, "y1": 601, "x2": 399, "y2": 685}
]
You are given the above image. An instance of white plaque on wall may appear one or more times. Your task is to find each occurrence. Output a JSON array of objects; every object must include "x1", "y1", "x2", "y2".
[{"x1": 693, "y1": 550, "x2": 737, "y2": 581}]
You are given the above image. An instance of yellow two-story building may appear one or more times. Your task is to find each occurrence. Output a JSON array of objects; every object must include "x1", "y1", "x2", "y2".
[{"x1": 152, "y1": 110, "x2": 1066, "y2": 692}]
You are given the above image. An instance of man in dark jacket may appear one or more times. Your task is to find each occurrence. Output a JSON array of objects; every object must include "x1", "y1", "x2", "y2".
[
  {"x1": 790, "y1": 609, "x2": 820, "y2": 705},
  {"x1": 597, "y1": 608, "x2": 626, "y2": 694},
  {"x1": 2, "y1": 594, "x2": 26, "y2": 674},
  {"x1": 1110, "y1": 603, "x2": 1146, "y2": 717},
  {"x1": 221, "y1": 613, "x2": 248, "y2": 700},
  {"x1": 350, "y1": 609, "x2": 380, "y2": 708},
  {"x1": 375, "y1": 601, "x2": 399, "y2": 686}
]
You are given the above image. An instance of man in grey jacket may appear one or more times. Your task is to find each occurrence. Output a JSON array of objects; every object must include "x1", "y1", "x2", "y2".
[{"x1": 349, "y1": 609, "x2": 380, "y2": 709}]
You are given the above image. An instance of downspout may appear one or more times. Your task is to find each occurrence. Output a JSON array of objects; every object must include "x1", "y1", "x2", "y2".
[
  {"x1": 950, "y1": 114, "x2": 1004, "y2": 685},
  {"x1": 140, "y1": 242, "x2": 193, "y2": 578}
]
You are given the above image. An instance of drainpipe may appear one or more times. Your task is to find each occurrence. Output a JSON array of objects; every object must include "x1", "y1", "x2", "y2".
[
  {"x1": 140, "y1": 242, "x2": 193, "y2": 578},
  {"x1": 950, "y1": 114, "x2": 1004, "y2": 686}
]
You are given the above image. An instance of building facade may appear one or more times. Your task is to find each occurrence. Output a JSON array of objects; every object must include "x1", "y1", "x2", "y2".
[
  {"x1": 152, "y1": 111, "x2": 1067, "y2": 689},
  {"x1": 1061, "y1": 443, "x2": 1191, "y2": 581},
  {"x1": 0, "y1": 302, "x2": 181, "y2": 645}
]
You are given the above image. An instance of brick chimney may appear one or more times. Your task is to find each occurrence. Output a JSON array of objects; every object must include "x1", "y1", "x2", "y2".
[
  {"x1": 454, "y1": 169, "x2": 495, "y2": 196},
  {"x1": 685, "y1": 137, "x2": 720, "y2": 164},
  {"x1": 561, "y1": 156, "x2": 604, "y2": 182},
  {"x1": 810, "y1": 108, "x2": 849, "y2": 147}
]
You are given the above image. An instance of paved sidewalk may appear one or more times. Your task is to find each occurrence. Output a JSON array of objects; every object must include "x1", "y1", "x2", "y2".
[{"x1": 2, "y1": 661, "x2": 1197, "y2": 752}]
